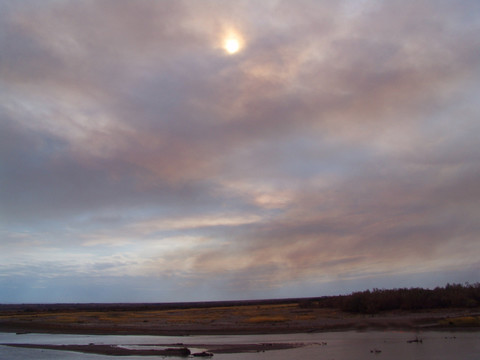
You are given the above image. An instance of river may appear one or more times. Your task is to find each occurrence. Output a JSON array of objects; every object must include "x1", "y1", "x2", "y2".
[{"x1": 1, "y1": 330, "x2": 479, "y2": 359}]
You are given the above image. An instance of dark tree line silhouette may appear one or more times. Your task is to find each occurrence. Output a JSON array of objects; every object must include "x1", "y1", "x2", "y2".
[{"x1": 300, "y1": 283, "x2": 480, "y2": 314}]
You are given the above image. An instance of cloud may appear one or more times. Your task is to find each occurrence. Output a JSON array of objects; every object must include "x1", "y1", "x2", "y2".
[{"x1": 1, "y1": 0, "x2": 479, "y2": 302}]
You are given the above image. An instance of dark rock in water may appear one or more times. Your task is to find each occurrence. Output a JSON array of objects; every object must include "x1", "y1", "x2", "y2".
[
  {"x1": 407, "y1": 336, "x2": 423, "y2": 344},
  {"x1": 165, "y1": 347, "x2": 191, "y2": 356},
  {"x1": 193, "y1": 351, "x2": 214, "y2": 357}
]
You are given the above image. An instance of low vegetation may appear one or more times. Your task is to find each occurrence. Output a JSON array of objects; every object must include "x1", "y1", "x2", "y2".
[
  {"x1": 245, "y1": 316, "x2": 287, "y2": 323},
  {"x1": 0, "y1": 283, "x2": 479, "y2": 334}
]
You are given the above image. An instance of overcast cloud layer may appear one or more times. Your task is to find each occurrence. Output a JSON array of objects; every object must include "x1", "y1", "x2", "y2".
[{"x1": 1, "y1": 0, "x2": 479, "y2": 303}]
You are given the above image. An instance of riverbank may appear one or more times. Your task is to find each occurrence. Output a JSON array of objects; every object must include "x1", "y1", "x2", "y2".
[{"x1": 1, "y1": 301, "x2": 479, "y2": 336}]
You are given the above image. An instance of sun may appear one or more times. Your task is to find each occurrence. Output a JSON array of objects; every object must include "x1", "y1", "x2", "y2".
[
  {"x1": 223, "y1": 37, "x2": 241, "y2": 54},
  {"x1": 220, "y1": 27, "x2": 244, "y2": 55},
  {"x1": 224, "y1": 38, "x2": 240, "y2": 54}
]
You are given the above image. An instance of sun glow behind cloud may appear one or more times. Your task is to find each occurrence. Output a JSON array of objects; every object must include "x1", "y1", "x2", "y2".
[
  {"x1": 224, "y1": 38, "x2": 240, "y2": 54},
  {"x1": 222, "y1": 29, "x2": 243, "y2": 54}
]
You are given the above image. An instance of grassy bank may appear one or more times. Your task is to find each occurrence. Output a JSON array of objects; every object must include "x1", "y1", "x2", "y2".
[{"x1": 1, "y1": 284, "x2": 479, "y2": 335}]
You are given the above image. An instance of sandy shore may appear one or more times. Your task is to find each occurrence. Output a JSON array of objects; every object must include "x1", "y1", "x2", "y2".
[
  {"x1": 3, "y1": 343, "x2": 192, "y2": 356},
  {"x1": 3, "y1": 342, "x2": 307, "y2": 356},
  {"x1": 0, "y1": 313, "x2": 477, "y2": 336}
]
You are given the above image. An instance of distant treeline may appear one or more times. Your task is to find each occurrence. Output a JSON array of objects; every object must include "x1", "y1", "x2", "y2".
[
  {"x1": 301, "y1": 283, "x2": 480, "y2": 314},
  {"x1": 2, "y1": 283, "x2": 479, "y2": 315}
]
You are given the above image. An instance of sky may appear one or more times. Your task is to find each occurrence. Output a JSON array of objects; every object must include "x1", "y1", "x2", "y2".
[{"x1": 1, "y1": 0, "x2": 479, "y2": 303}]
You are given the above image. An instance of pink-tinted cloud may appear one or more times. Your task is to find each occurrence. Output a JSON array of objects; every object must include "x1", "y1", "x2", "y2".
[{"x1": 1, "y1": 0, "x2": 479, "y2": 302}]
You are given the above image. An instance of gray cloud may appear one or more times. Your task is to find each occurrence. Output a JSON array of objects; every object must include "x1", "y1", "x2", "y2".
[{"x1": 1, "y1": 0, "x2": 479, "y2": 302}]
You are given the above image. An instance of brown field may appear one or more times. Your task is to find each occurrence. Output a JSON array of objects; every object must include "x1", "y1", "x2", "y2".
[{"x1": 1, "y1": 300, "x2": 479, "y2": 335}]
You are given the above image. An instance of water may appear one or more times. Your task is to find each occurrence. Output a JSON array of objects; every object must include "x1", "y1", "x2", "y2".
[{"x1": 1, "y1": 330, "x2": 479, "y2": 359}]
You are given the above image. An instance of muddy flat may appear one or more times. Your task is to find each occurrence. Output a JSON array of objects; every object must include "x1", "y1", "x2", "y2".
[
  {"x1": 3, "y1": 342, "x2": 307, "y2": 356},
  {"x1": 3, "y1": 343, "x2": 192, "y2": 357}
]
